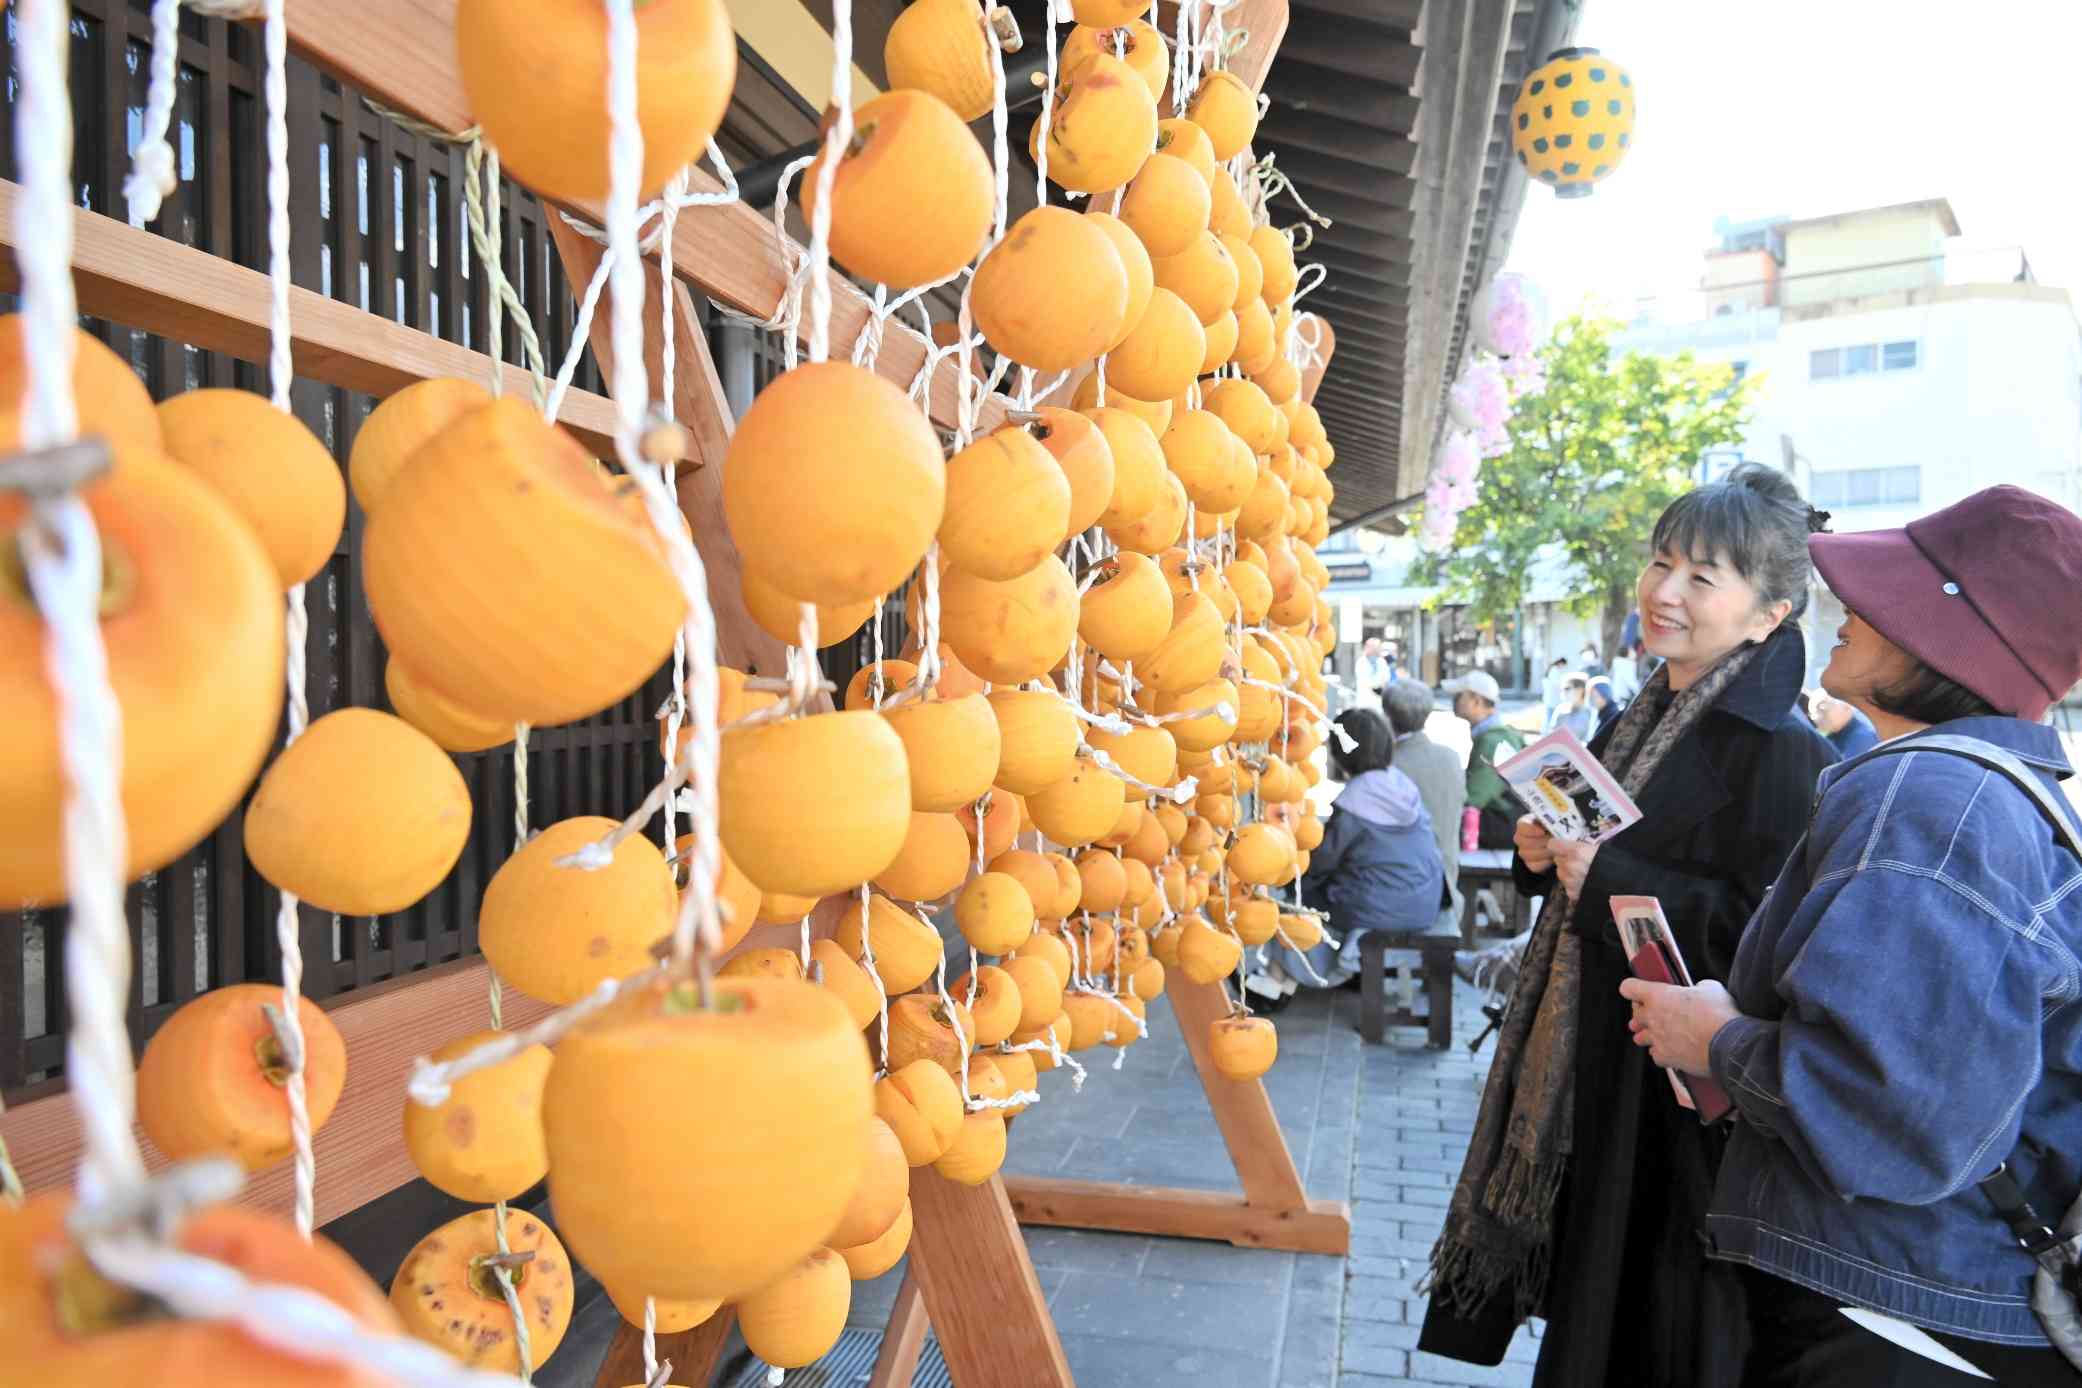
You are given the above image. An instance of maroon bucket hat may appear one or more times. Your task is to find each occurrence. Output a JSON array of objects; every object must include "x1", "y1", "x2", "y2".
[{"x1": 1809, "y1": 485, "x2": 2082, "y2": 722}]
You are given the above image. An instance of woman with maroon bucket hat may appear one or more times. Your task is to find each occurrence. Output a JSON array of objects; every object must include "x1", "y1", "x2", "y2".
[{"x1": 1625, "y1": 485, "x2": 2082, "y2": 1384}]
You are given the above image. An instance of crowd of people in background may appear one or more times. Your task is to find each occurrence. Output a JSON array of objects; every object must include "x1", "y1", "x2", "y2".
[{"x1": 1296, "y1": 469, "x2": 2082, "y2": 1386}]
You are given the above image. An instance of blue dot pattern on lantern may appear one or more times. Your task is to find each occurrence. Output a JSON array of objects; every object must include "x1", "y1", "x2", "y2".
[{"x1": 1510, "y1": 46, "x2": 1635, "y2": 198}]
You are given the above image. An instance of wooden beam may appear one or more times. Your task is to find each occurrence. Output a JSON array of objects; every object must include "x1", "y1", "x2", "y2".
[
  {"x1": 1257, "y1": 104, "x2": 1417, "y2": 165},
  {"x1": 280, "y1": 0, "x2": 1018, "y2": 435},
  {"x1": 0, "y1": 181, "x2": 623, "y2": 456},
  {"x1": 0, "y1": 960, "x2": 552, "y2": 1227},
  {"x1": 1005, "y1": 1178, "x2": 1351, "y2": 1255},
  {"x1": 868, "y1": 1268, "x2": 930, "y2": 1388},
  {"x1": 907, "y1": 1171, "x2": 1073, "y2": 1388},
  {"x1": 1005, "y1": 975, "x2": 1352, "y2": 1256},
  {"x1": 591, "y1": 1306, "x2": 738, "y2": 1388}
]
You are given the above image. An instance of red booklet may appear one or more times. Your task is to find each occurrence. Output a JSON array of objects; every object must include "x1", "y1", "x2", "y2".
[{"x1": 1611, "y1": 895, "x2": 1734, "y2": 1124}]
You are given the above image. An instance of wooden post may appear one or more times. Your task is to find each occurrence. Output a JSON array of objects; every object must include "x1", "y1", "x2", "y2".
[
  {"x1": 907, "y1": 1171, "x2": 1074, "y2": 1388},
  {"x1": 590, "y1": 1306, "x2": 737, "y2": 1388},
  {"x1": 867, "y1": 1269, "x2": 929, "y2": 1388},
  {"x1": 1004, "y1": 975, "x2": 1351, "y2": 1255}
]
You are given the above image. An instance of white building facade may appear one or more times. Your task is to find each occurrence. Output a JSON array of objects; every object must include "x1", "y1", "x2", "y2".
[{"x1": 1615, "y1": 200, "x2": 2082, "y2": 683}]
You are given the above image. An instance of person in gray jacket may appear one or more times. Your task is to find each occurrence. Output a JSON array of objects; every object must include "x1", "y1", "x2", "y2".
[{"x1": 1383, "y1": 679, "x2": 1464, "y2": 933}]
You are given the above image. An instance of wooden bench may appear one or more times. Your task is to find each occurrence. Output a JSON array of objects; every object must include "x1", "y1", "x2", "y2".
[
  {"x1": 1356, "y1": 925, "x2": 1462, "y2": 1049},
  {"x1": 1457, "y1": 846, "x2": 1532, "y2": 946}
]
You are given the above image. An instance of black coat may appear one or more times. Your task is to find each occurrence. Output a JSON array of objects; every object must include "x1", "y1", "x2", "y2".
[{"x1": 1418, "y1": 627, "x2": 1838, "y2": 1387}]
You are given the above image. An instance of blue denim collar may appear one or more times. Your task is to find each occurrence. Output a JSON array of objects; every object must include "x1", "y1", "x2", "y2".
[{"x1": 1891, "y1": 716, "x2": 2075, "y2": 778}]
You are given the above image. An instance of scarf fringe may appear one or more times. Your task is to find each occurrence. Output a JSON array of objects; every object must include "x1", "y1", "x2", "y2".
[{"x1": 1423, "y1": 1147, "x2": 1568, "y2": 1319}]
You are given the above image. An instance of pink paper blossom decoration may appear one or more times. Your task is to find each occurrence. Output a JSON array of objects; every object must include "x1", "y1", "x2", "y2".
[
  {"x1": 1472, "y1": 272, "x2": 1548, "y2": 359},
  {"x1": 1447, "y1": 360, "x2": 1512, "y2": 445},
  {"x1": 1435, "y1": 429, "x2": 1481, "y2": 486},
  {"x1": 1501, "y1": 349, "x2": 1546, "y2": 398},
  {"x1": 1419, "y1": 505, "x2": 1460, "y2": 551}
]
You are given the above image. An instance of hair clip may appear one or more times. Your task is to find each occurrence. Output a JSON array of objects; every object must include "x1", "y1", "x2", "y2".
[{"x1": 1805, "y1": 506, "x2": 1833, "y2": 535}]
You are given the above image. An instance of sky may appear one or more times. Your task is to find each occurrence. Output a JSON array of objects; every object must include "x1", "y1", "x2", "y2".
[{"x1": 1501, "y1": 1, "x2": 2082, "y2": 316}]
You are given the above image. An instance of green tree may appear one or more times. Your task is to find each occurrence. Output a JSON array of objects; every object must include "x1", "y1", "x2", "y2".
[{"x1": 1413, "y1": 314, "x2": 1758, "y2": 661}]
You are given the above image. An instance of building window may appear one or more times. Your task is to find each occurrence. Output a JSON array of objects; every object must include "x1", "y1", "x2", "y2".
[
  {"x1": 1811, "y1": 466, "x2": 1921, "y2": 508},
  {"x1": 1810, "y1": 339, "x2": 1920, "y2": 381}
]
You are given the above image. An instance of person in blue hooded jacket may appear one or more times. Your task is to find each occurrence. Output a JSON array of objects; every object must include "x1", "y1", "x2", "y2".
[
  {"x1": 1625, "y1": 485, "x2": 2082, "y2": 1385},
  {"x1": 1277, "y1": 706, "x2": 1446, "y2": 986}
]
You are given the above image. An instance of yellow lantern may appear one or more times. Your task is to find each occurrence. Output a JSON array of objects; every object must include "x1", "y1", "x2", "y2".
[{"x1": 1510, "y1": 48, "x2": 1635, "y2": 198}]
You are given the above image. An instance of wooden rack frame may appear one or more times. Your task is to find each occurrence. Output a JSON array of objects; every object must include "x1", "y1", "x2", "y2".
[{"x1": 1, "y1": 3, "x2": 1356, "y2": 1385}]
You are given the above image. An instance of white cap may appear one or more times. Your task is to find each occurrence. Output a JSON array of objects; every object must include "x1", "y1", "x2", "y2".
[{"x1": 1443, "y1": 670, "x2": 1501, "y2": 703}]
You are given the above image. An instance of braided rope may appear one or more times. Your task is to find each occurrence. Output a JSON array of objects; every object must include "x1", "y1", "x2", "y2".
[{"x1": 254, "y1": 0, "x2": 318, "y2": 1244}]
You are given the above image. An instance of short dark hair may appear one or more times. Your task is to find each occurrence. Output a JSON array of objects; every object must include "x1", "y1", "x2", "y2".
[
  {"x1": 1330, "y1": 707, "x2": 1395, "y2": 779},
  {"x1": 1650, "y1": 462, "x2": 1815, "y2": 624},
  {"x1": 1381, "y1": 680, "x2": 1434, "y2": 736},
  {"x1": 1866, "y1": 658, "x2": 1999, "y2": 726}
]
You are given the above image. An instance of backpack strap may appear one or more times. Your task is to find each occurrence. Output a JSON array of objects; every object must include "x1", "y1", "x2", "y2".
[
  {"x1": 1799, "y1": 733, "x2": 2082, "y2": 877},
  {"x1": 1841, "y1": 733, "x2": 2082, "y2": 861}
]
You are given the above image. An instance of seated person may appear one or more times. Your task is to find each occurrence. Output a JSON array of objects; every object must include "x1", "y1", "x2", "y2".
[
  {"x1": 1272, "y1": 707, "x2": 1448, "y2": 987},
  {"x1": 1548, "y1": 674, "x2": 1592, "y2": 739},
  {"x1": 1587, "y1": 675, "x2": 1623, "y2": 740}
]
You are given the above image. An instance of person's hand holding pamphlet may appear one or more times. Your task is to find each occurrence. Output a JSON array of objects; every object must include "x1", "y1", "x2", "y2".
[
  {"x1": 1611, "y1": 894, "x2": 1734, "y2": 1125},
  {"x1": 1494, "y1": 726, "x2": 1643, "y2": 845}
]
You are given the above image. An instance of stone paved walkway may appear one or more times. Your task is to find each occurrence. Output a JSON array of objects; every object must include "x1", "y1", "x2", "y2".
[{"x1": 993, "y1": 976, "x2": 1540, "y2": 1388}]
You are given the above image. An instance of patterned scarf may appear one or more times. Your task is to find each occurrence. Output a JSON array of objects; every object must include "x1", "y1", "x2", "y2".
[{"x1": 1426, "y1": 639, "x2": 1765, "y2": 1321}]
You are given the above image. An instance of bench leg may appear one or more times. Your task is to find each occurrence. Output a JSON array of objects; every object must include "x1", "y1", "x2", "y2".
[
  {"x1": 1425, "y1": 950, "x2": 1454, "y2": 1049},
  {"x1": 1358, "y1": 934, "x2": 1385, "y2": 1044}
]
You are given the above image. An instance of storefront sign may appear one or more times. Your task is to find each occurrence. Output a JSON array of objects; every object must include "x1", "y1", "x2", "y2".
[{"x1": 1324, "y1": 559, "x2": 1372, "y2": 585}]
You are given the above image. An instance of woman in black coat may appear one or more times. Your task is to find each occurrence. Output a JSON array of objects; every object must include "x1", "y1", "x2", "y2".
[{"x1": 1420, "y1": 466, "x2": 1840, "y2": 1387}]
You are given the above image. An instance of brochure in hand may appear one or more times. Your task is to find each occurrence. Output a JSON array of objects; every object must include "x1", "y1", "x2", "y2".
[
  {"x1": 1494, "y1": 725, "x2": 1643, "y2": 845},
  {"x1": 1610, "y1": 894, "x2": 1734, "y2": 1124}
]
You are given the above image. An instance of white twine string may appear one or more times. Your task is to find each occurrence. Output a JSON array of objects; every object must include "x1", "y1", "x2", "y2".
[
  {"x1": 17, "y1": 0, "x2": 137, "y2": 1211},
  {"x1": 16, "y1": 5, "x2": 558, "y2": 1377},
  {"x1": 83, "y1": 1232, "x2": 532, "y2": 1388},
  {"x1": 603, "y1": 0, "x2": 727, "y2": 972},
  {"x1": 861, "y1": 885, "x2": 890, "y2": 1078},
  {"x1": 1034, "y1": 9, "x2": 1056, "y2": 205},
  {"x1": 252, "y1": 0, "x2": 319, "y2": 1243},
  {"x1": 804, "y1": 0, "x2": 855, "y2": 365},
  {"x1": 410, "y1": 964, "x2": 670, "y2": 1107},
  {"x1": 1173, "y1": 0, "x2": 1199, "y2": 117},
  {"x1": 125, "y1": 0, "x2": 182, "y2": 225},
  {"x1": 949, "y1": 10, "x2": 1012, "y2": 449}
]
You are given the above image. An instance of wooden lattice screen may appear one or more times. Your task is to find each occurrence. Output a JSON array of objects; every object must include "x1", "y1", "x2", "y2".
[{"x1": 0, "y1": 0, "x2": 706, "y2": 1096}]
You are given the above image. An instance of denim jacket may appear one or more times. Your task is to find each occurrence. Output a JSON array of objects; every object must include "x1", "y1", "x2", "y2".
[{"x1": 1704, "y1": 716, "x2": 2082, "y2": 1345}]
